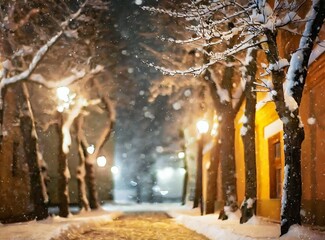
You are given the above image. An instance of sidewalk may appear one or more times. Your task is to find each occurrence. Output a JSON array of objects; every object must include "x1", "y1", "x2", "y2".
[
  {"x1": 0, "y1": 209, "x2": 122, "y2": 240},
  {"x1": 1, "y1": 203, "x2": 324, "y2": 240},
  {"x1": 167, "y1": 206, "x2": 325, "y2": 240}
]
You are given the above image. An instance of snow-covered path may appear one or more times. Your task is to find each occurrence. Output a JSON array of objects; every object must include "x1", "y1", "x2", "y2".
[
  {"x1": 56, "y1": 212, "x2": 209, "y2": 240},
  {"x1": 1, "y1": 204, "x2": 324, "y2": 239}
]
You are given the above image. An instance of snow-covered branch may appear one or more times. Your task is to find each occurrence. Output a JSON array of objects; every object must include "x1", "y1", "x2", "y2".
[
  {"x1": 144, "y1": 59, "x2": 212, "y2": 76},
  {"x1": 160, "y1": 36, "x2": 203, "y2": 45},
  {"x1": 62, "y1": 98, "x2": 86, "y2": 154},
  {"x1": 29, "y1": 65, "x2": 104, "y2": 89},
  {"x1": 143, "y1": 36, "x2": 266, "y2": 77},
  {"x1": 61, "y1": 94, "x2": 101, "y2": 155},
  {"x1": 3, "y1": 5, "x2": 40, "y2": 32},
  {"x1": 142, "y1": 2, "x2": 226, "y2": 20},
  {"x1": 60, "y1": 0, "x2": 88, "y2": 29},
  {"x1": 0, "y1": 32, "x2": 63, "y2": 90},
  {"x1": 0, "y1": 0, "x2": 105, "y2": 92},
  {"x1": 208, "y1": 68, "x2": 230, "y2": 104},
  {"x1": 283, "y1": 0, "x2": 325, "y2": 111}
]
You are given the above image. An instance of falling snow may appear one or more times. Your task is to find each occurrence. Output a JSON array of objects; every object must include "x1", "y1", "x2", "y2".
[{"x1": 307, "y1": 117, "x2": 316, "y2": 125}]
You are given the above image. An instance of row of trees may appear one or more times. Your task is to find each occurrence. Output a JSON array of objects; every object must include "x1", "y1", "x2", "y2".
[
  {"x1": 143, "y1": 0, "x2": 324, "y2": 235},
  {"x1": 0, "y1": 0, "x2": 117, "y2": 221}
]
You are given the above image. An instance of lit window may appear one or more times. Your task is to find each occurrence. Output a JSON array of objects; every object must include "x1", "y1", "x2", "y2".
[{"x1": 268, "y1": 134, "x2": 282, "y2": 199}]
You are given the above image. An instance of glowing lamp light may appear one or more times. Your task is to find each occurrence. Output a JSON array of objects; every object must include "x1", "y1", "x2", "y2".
[
  {"x1": 152, "y1": 185, "x2": 160, "y2": 192},
  {"x1": 111, "y1": 166, "x2": 119, "y2": 175},
  {"x1": 178, "y1": 151, "x2": 185, "y2": 159},
  {"x1": 178, "y1": 167, "x2": 186, "y2": 175},
  {"x1": 56, "y1": 86, "x2": 70, "y2": 102},
  {"x1": 57, "y1": 105, "x2": 65, "y2": 113},
  {"x1": 96, "y1": 156, "x2": 107, "y2": 167},
  {"x1": 87, "y1": 145, "x2": 95, "y2": 154},
  {"x1": 196, "y1": 120, "x2": 209, "y2": 134},
  {"x1": 157, "y1": 167, "x2": 174, "y2": 179}
]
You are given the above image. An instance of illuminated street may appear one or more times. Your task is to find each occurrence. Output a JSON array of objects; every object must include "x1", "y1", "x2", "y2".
[
  {"x1": 0, "y1": 0, "x2": 325, "y2": 239},
  {"x1": 58, "y1": 212, "x2": 209, "y2": 240}
]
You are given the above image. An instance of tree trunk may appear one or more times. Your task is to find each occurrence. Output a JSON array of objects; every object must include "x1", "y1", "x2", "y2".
[
  {"x1": 83, "y1": 116, "x2": 115, "y2": 209},
  {"x1": 201, "y1": 25, "x2": 240, "y2": 218},
  {"x1": 240, "y1": 48, "x2": 257, "y2": 223},
  {"x1": 19, "y1": 83, "x2": 49, "y2": 220},
  {"x1": 218, "y1": 109, "x2": 238, "y2": 220},
  {"x1": 280, "y1": 1, "x2": 324, "y2": 235},
  {"x1": 83, "y1": 78, "x2": 115, "y2": 209},
  {"x1": 57, "y1": 114, "x2": 70, "y2": 218},
  {"x1": 0, "y1": 82, "x2": 8, "y2": 148},
  {"x1": 181, "y1": 147, "x2": 188, "y2": 205},
  {"x1": 85, "y1": 160, "x2": 99, "y2": 209},
  {"x1": 264, "y1": 1, "x2": 324, "y2": 234},
  {"x1": 75, "y1": 116, "x2": 90, "y2": 211},
  {"x1": 193, "y1": 134, "x2": 204, "y2": 215},
  {"x1": 281, "y1": 114, "x2": 304, "y2": 234},
  {"x1": 205, "y1": 67, "x2": 238, "y2": 220},
  {"x1": 205, "y1": 142, "x2": 219, "y2": 214}
]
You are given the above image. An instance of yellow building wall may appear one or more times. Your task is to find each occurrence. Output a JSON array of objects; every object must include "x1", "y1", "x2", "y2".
[
  {"x1": 255, "y1": 102, "x2": 283, "y2": 221},
  {"x1": 299, "y1": 54, "x2": 325, "y2": 225},
  {"x1": 199, "y1": 53, "x2": 325, "y2": 224},
  {"x1": 234, "y1": 56, "x2": 325, "y2": 224}
]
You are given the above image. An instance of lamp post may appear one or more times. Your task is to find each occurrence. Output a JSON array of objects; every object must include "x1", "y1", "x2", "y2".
[{"x1": 193, "y1": 120, "x2": 209, "y2": 215}]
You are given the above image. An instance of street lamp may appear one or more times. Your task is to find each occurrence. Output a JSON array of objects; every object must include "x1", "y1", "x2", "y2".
[
  {"x1": 87, "y1": 144, "x2": 95, "y2": 154},
  {"x1": 194, "y1": 120, "x2": 209, "y2": 215},
  {"x1": 56, "y1": 86, "x2": 76, "y2": 112},
  {"x1": 96, "y1": 156, "x2": 107, "y2": 167},
  {"x1": 111, "y1": 166, "x2": 119, "y2": 175},
  {"x1": 196, "y1": 120, "x2": 209, "y2": 134},
  {"x1": 178, "y1": 151, "x2": 185, "y2": 159},
  {"x1": 56, "y1": 86, "x2": 70, "y2": 102}
]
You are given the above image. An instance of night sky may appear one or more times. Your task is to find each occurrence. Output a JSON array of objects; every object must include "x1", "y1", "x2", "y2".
[{"x1": 109, "y1": 0, "x2": 184, "y2": 202}]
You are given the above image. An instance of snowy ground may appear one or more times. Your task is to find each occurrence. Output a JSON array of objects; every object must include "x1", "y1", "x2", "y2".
[
  {"x1": 167, "y1": 206, "x2": 325, "y2": 240},
  {"x1": 0, "y1": 209, "x2": 122, "y2": 240},
  {"x1": 1, "y1": 203, "x2": 324, "y2": 240}
]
